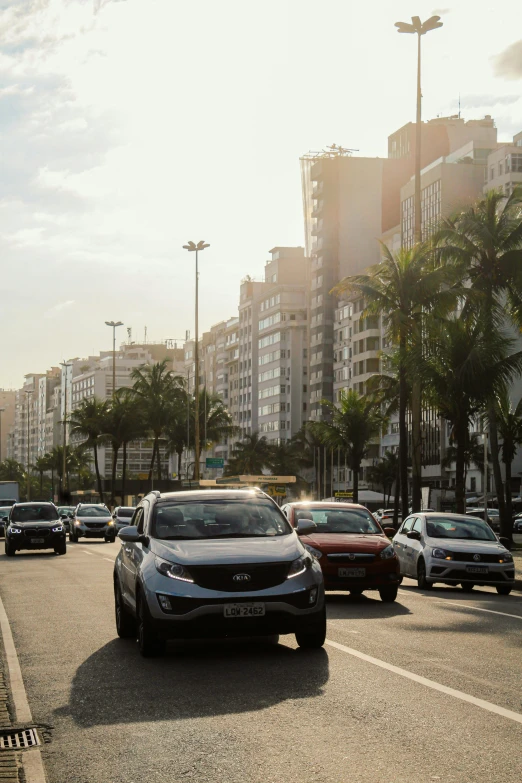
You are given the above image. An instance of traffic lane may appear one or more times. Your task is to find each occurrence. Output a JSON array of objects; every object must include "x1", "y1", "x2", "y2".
[
  {"x1": 1, "y1": 547, "x2": 521, "y2": 783},
  {"x1": 325, "y1": 585, "x2": 522, "y2": 715}
]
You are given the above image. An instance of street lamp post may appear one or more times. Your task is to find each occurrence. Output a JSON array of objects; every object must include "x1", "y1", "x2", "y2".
[
  {"x1": 395, "y1": 14, "x2": 442, "y2": 515},
  {"x1": 0, "y1": 407, "x2": 5, "y2": 463},
  {"x1": 394, "y1": 15, "x2": 443, "y2": 243},
  {"x1": 60, "y1": 361, "x2": 72, "y2": 501},
  {"x1": 183, "y1": 241, "x2": 210, "y2": 482},
  {"x1": 24, "y1": 391, "x2": 33, "y2": 501},
  {"x1": 105, "y1": 321, "x2": 124, "y2": 397}
]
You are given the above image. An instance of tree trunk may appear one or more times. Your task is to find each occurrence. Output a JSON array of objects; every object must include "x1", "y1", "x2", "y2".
[
  {"x1": 110, "y1": 443, "x2": 119, "y2": 508},
  {"x1": 176, "y1": 448, "x2": 183, "y2": 480},
  {"x1": 504, "y1": 456, "x2": 513, "y2": 543},
  {"x1": 399, "y1": 340, "x2": 409, "y2": 520},
  {"x1": 393, "y1": 459, "x2": 401, "y2": 529},
  {"x1": 156, "y1": 438, "x2": 162, "y2": 481},
  {"x1": 93, "y1": 443, "x2": 104, "y2": 505},
  {"x1": 148, "y1": 439, "x2": 157, "y2": 483},
  {"x1": 121, "y1": 441, "x2": 128, "y2": 505},
  {"x1": 455, "y1": 421, "x2": 466, "y2": 515},
  {"x1": 411, "y1": 379, "x2": 422, "y2": 513},
  {"x1": 353, "y1": 461, "x2": 359, "y2": 504},
  {"x1": 39, "y1": 471, "x2": 43, "y2": 498},
  {"x1": 488, "y1": 402, "x2": 508, "y2": 535}
]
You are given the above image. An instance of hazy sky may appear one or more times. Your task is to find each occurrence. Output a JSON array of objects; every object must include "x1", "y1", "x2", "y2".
[{"x1": 1, "y1": 0, "x2": 521, "y2": 389}]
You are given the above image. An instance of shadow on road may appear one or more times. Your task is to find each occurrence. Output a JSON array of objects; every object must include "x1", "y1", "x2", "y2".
[
  {"x1": 325, "y1": 592, "x2": 412, "y2": 620},
  {"x1": 55, "y1": 637, "x2": 330, "y2": 728}
]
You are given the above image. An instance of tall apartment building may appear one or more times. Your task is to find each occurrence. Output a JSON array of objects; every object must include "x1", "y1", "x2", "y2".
[
  {"x1": 0, "y1": 390, "x2": 16, "y2": 463},
  {"x1": 8, "y1": 374, "x2": 42, "y2": 468}
]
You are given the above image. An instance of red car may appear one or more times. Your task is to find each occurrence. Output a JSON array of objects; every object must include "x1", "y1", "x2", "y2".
[{"x1": 281, "y1": 502, "x2": 400, "y2": 602}]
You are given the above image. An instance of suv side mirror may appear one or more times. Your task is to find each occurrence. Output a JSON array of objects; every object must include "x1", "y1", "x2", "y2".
[
  {"x1": 60, "y1": 514, "x2": 68, "y2": 520},
  {"x1": 499, "y1": 536, "x2": 512, "y2": 551},
  {"x1": 406, "y1": 529, "x2": 421, "y2": 540},
  {"x1": 383, "y1": 526, "x2": 396, "y2": 538},
  {"x1": 118, "y1": 526, "x2": 140, "y2": 543},
  {"x1": 296, "y1": 520, "x2": 318, "y2": 536}
]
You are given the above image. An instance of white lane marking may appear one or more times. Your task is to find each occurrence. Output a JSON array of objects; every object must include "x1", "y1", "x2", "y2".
[
  {"x1": 325, "y1": 638, "x2": 522, "y2": 725},
  {"x1": 434, "y1": 602, "x2": 522, "y2": 622},
  {"x1": 81, "y1": 550, "x2": 94, "y2": 556},
  {"x1": 104, "y1": 558, "x2": 114, "y2": 563},
  {"x1": 0, "y1": 595, "x2": 47, "y2": 782}
]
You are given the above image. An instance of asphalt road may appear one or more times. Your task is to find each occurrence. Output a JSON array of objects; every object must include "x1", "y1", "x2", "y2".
[{"x1": 1, "y1": 540, "x2": 522, "y2": 783}]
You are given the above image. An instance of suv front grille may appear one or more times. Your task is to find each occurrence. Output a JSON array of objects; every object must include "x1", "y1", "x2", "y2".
[
  {"x1": 83, "y1": 522, "x2": 106, "y2": 529},
  {"x1": 189, "y1": 562, "x2": 290, "y2": 592},
  {"x1": 24, "y1": 528, "x2": 50, "y2": 537}
]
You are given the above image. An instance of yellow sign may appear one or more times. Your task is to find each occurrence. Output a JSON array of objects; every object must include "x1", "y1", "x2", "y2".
[
  {"x1": 137, "y1": 473, "x2": 149, "y2": 481},
  {"x1": 239, "y1": 475, "x2": 296, "y2": 484},
  {"x1": 266, "y1": 485, "x2": 287, "y2": 497}
]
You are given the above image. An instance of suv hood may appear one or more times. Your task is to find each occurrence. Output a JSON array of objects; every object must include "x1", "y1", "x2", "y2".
[
  {"x1": 10, "y1": 520, "x2": 60, "y2": 528},
  {"x1": 426, "y1": 536, "x2": 507, "y2": 554},
  {"x1": 152, "y1": 534, "x2": 302, "y2": 566}
]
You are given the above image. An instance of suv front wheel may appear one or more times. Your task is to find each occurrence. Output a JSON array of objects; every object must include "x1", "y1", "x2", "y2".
[
  {"x1": 295, "y1": 608, "x2": 327, "y2": 649},
  {"x1": 137, "y1": 593, "x2": 166, "y2": 657}
]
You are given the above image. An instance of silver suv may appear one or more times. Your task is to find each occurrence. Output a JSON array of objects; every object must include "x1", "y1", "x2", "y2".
[{"x1": 114, "y1": 489, "x2": 326, "y2": 656}]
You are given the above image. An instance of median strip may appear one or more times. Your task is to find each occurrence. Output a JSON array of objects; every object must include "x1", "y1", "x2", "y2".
[{"x1": 325, "y1": 638, "x2": 522, "y2": 725}]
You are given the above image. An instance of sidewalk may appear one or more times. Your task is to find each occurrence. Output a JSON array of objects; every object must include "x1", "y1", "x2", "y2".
[{"x1": 513, "y1": 551, "x2": 522, "y2": 591}]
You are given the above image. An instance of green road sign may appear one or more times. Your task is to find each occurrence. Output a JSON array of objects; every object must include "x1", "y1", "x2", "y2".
[{"x1": 206, "y1": 458, "x2": 225, "y2": 468}]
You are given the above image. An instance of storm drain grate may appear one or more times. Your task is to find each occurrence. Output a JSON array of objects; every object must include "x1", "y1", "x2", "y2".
[{"x1": 0, "y1": 729, "x2": 40, "y2": 750}]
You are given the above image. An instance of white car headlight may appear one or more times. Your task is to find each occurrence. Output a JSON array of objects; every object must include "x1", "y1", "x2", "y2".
[
  {"x1": 304, "y1": 544, "x2": 322, "y2": 560},
  {"x1": 9, "y1": 527, "x2": 22, "y2": 534},
  {"x1": 51, "y1": 525, "x2": 64, "y2": 533},
  {"x1": 432, "y1": 547, "x2": 452, "y2": 560},
  {"x1": 379, "y1": 544, "x2": 396, "y2": 560},
  {"x1": 287, "y1": 554, "x2": 312, "y2": 579},
  {"x1": 154, "y1": 556, "x2": 194, "y2": 583}
]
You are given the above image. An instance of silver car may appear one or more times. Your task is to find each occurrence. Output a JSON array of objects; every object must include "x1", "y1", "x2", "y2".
[
  {"x1": 114, "y1": 489, "x2": 326, "y2": 656},
  {"x1": 393, "y1": 512, "x2": 515, "y2": 595},
  {"x1": 113, "y1": 506, "x2": 136, "y2": 533},
  {"x1": 69, "y1": 503, "x2": 116, "y2": 543}
]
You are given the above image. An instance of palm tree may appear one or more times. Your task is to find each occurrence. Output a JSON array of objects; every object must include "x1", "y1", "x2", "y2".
[
  {"x1": 198, "y1": 389, "x2": 236, "y2": 453},
  {"x1": 367, "y1": 451, "x2": 398, "y2": 506},
  {"x1": 335, "y1": 243, "x2": 460, "y2": 515},
  {"x1": 105, "y1": 392, "x2": 146, "y2": 505},
  {"x1": 68, "y1": 398, "x2": 109, "y2": 503},
  {"x1": 225, "y1": 432, "x2": 273, "y2": 476},
  {"x1": 0, "y1": 459, "x2": 26, "y2": 483},
  {"x1": 308, "y1": 390, "x2": 385, "y2": 503},
  {"x1": 32, "y1": 456, "x2": 51, "y2": 498},
  {"x1": 494, "y1": 391, "x2": 522, "y2": 526},
  {"x1": 130, "y1": 360, "x2": 184, "y2": 483},
  {"x1": 441, "y1": 433, "x2": 489, "y2": 489},
  {"x1": 422, "y1": 312, "x2": 522, "y2": 516},
  {"x1": 433, "y1": 187, "x2": 522, "y2": 529}
]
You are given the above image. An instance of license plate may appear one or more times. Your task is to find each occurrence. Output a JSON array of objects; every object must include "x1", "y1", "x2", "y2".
[
  {"x1": 466, "y1": 566, "x2": 488, "y2": 574},
  {"x1": 338, "y1": 568, "x2": 366, "y2": 578},
  {"x1": 224, "y1": 603, "x2": 265, "y2": 618},
  {"x1": 31, "y1": 538, "x2": 45, "y2": 544}
]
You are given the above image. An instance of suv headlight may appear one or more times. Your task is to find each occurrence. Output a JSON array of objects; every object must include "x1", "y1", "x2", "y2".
[
  {"x1": 287, "y1": 554, "x2": 312, "y2": 579},
  {"x1": 108, "y1": 520, "x2": 114, "y2": 526},
  {"x1": 500, "y1": 551, "x2": 513, "y2": 563},
  {"x1": 432, "y1": 547, "x2": 452, "y2": 560},
  {"x1": 51, "y1": 525, "x2": 64, "y2": 533},
  {"x1": 9, "y1": 527, "x2": 22, "y2": 534},
  {"x1": 154, "y1": 556, "x2": 194, "y2": 583},
  {"x1": 304, "y1": 544, "x2": 322, "y2": 559},
  {"x1": 379, "y1": 544, "x2": 396, "y2": 560}
]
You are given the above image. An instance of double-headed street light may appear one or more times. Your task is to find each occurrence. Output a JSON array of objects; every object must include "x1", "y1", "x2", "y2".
[
  {"x1": 395, "y1": 15, "x2": 443, "y2": 243},
  {"x1": 183, "y1": 241, "x2": 210, "y2": 482},
  {"x1": 105, "y1": 321, "x2": 124, "y2": 398}
]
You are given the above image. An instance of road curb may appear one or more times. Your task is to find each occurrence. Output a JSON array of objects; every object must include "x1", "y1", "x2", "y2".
[{"x1": 0, "y1": 596, "x2": 46, "y2": 783}]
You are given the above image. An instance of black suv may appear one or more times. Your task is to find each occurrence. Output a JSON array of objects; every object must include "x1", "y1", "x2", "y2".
[{"x1": 5, "y1": 502, "x2": 67, "y2": 556}]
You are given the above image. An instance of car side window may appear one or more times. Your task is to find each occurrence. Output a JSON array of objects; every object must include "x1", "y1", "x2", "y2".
[
  {"x1": 412, "y1": 518, "x2": 422, "y2": 534},
  {"x1": 141, "y1": 501, "x2": 151, "y2": 534},
  {"x1": 400, "y1": 517, "x2": 414, "y2": 534},
  {"x1": 134, "y1": 508, "x2": 144, "y2": 534}
]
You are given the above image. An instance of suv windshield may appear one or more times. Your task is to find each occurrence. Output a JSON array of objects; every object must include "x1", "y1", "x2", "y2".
[
  {"x1": 77, "y1": 506, "x2": 110, "y2": 518},
  {"x1": 11, "y1": 504, "x2": 59, "y2": 522},
  {"x1": 296, "y1": 507, "x2": 382, "y2": 534},
  {"x1": 152, "y1": 499, "x2": 291, "y2": 540},
  {"x1": 426, "y1": 516, "x2": 497, "y2": 541}
]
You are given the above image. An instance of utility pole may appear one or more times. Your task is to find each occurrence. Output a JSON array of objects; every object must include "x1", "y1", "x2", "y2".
[
  {"x1": 183, "y1": 241, "x2": 210, "y2": 482},
  {"x1": 105, "y1": 321, "x2": 124, "y2": 397},
  {"x1": 60, "y1": 362, "x2": 72, "y2": 501},
  {"x1": 0, "y1": 407, "x2": 4, "y2": 463},
  {"x1": 25, "y1": 390, "x2": 33, "y2": 500}
]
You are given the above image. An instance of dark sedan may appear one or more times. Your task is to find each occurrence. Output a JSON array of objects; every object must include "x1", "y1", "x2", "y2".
[{"x1": 5, "y1": 502, "x2": 67, "y2": 556}]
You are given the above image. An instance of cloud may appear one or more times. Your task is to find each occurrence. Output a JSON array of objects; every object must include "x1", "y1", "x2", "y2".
[
  {"x1": 492, "y1": 40, "x2": 522, "y2": 80},
  {"x1": 44, "y1": 300, "x2": 76, "y2": 318}
]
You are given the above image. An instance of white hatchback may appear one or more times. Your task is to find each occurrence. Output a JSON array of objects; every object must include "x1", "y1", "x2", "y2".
[{"x1": 393, "y1": 512, "x2": 515, "y2": 595}]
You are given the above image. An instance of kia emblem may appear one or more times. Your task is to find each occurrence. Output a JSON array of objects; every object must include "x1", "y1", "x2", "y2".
[{"x1": 233, "y1": 573, "x2": 251, "y2": 582}]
